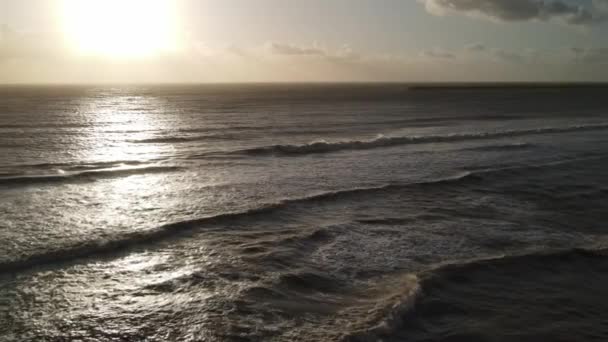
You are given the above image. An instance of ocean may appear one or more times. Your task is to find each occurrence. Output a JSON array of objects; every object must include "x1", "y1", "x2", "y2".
[{"x1": 1, "y1": 84, "x2": 607, "y2": 341}]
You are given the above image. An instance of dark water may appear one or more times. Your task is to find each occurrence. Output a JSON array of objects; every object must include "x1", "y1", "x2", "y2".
[{"x1": 1, "y1": 84, "x2": 608, "y2": 341}]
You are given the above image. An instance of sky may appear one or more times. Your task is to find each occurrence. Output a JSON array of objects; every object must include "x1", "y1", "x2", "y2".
[{"x1": 1, "y1": 0, "x2": 608, "y2": 83}]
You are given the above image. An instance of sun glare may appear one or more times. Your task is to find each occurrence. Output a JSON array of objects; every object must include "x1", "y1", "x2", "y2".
[{"x1": 61, "y1": 0, "x2": 177, "y2": 58}]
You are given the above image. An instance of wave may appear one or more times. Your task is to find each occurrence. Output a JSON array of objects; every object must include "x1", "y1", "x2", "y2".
[
  {"x1": 239, "y1": 123, "x2": 608, "y2": 156},
  {"x1": 130, "y1": 136, "x2": 216, "y2": 144},
  {"x1": 343, "y1": 246, "x2": 608, "y2": 342},
  {"x1": 5, "y1": 159, "x2": 156, "y2": 170},
  {"x1": 0, "y1": 175, "x2": 456, "y2": 273},
  {"x1": 177, "y1": 125, "x2": 260, "y2": 134},
  {"x1": 340, "y1": 274, "x2": 422, "y2": 342},
  {"x1": 0, "y1": 184, "x2": 399, "y2": 274},
  {"x1": 427, "y1": 246, "x2": 608, "y2": 277},
  {"x1": 2, "y1": 156, "x2": 604, "y2": 273},
  {"x1": 461, "y1": 142, "x2": 534, "y2": 152},
  {"x1": 0, "y1": 123, "x2": 89, "y2": 129},
  {"x1": 129, "y1": 135, "x2": 237, "y2": 144},
  {"x1": 0, "y1": 165, "x2": 182, "y2": 186}
]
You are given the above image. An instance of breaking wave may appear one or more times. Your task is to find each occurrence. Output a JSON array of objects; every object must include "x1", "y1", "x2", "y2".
[
  {"x1": 239, "y1": 123, "x2": 608, "y2": 156},
  {"x1": 343, "y1": 246, "x2": 608, "y2": 342},
  {"x1": 1, "y1": 155, "x2": 603, "y2": 273},
  {"x1": 0, "y1": 166, "x2": 182, "y2": 186}
]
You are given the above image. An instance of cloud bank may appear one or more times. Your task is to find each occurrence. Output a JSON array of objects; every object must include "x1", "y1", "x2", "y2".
[
  {"x1": 420, "y1": 0, "x2": 608, "y2": 26},
  {"x1": 1, "y1": 25, "x2": 608, "y2": 83}
]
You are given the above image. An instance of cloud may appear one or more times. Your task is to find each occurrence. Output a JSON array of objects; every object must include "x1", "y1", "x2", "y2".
[
  {"x1": 493, "y1": 49, "x2": 526, "y2": 63},
  {"x1": 466, "y1": 43, "x2": 487, "y2": 51},
  {"x1": 266, "y1": 42, "x2": 326, "y2": 56},
  {"x1": 594, "y1": 0, "x2": 608, "y2": 12},
  {"x1": 454, "y1": 43, "x2": 530, "y2": 63},
  {"x1": 421, "y1": 48, "x2": 456, "y2": 59},
  {"x1": 420, "y1": 0, "x2": 607, "y2": 26},
  {"x1": 571, "y1": 47, "x2": 608, "y2": 64},
  {"x1": 264, "y1": 41, "x2": 359, "y2": 62},
  {"x1": 1, "y1": 25, "x2": 608, "y2": 83}
]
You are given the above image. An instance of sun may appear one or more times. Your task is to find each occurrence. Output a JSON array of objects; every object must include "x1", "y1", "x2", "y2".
[{"x1": 61, "y1": 0, "x2": 177, "y2": 58}]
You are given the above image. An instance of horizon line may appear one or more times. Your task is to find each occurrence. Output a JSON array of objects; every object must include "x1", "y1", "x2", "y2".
[{"x1": 2, "y1": 81, "x2": 608, "y2": 87}]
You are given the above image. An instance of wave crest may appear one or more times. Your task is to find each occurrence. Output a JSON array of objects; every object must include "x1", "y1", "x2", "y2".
[
  {"x1": 2, "y1": 157, "x2": 603, "y2": 273},
  {"x1": 343, "y1": 246, "x2": 608, "y2": 341},
  {"x1": 0, "y1": 166, "x2": 182, "y2": 186},
  {"x1": 240, "y1": 123, "x2": 608, "y2": 156}
]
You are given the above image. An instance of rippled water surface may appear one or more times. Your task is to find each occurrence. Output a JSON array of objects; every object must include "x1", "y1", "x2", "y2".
[{"x1": 1, "y1": 84, "x2": 608, "y2": 341}]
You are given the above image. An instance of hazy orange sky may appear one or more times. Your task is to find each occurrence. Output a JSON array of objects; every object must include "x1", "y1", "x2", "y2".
[{"x1": 1, "y1": 0, "x2": 608, "y2": 83}]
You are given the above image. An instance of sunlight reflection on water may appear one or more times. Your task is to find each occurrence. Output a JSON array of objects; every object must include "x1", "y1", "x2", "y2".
[{"x1": 75, "y1": 90, "x2": 175, "y2": 163}]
